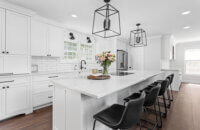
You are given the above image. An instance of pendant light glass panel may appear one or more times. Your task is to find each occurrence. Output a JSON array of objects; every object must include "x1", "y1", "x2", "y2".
[
  {"x1": 92, "y1": 1, "x2": 121, "y2": 38},
  {"x1": 130, "y1": 24, "x2": 147, "y2": 47}
]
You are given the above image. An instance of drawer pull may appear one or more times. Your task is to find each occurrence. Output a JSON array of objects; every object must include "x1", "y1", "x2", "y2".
[
  {"x1": 0, "y1": 80, "x2": 14, "y2": 84},
  {"x1": 48, "y1": 96, "x2": 53, "y2": 98},
  {"x1": 48, "y1": 85, "x2": 53, "y2": 87},
  {"x1": 48, "y1": 76, "x2": 58, "y2": 78}
]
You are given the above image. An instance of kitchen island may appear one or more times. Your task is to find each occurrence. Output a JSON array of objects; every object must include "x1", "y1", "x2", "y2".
[{"x1": 52, "y1": 70, "x2": 164, "y2": 130}]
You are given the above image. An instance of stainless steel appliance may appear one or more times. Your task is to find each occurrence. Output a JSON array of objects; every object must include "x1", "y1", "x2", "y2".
[{"x1": 117, "y1": 50, "x2": 128, "y2": 71}]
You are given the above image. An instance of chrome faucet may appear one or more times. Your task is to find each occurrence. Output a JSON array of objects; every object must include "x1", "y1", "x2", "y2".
[{"x1": 80, "y1": 60, "x2": 86, "y2": 70}]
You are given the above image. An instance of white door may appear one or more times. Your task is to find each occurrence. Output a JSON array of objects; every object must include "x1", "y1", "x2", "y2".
[
  {"x1": 5, "y1": 83, "x2": 28, "y2": 115},
  {"x1": 31, "y1": 20, "x2": 48, "y2": 56},
  {"x1": 4, "y1": 55, "x2": 29, "y2": 74},
  {"x1": 0, "y1": 56, "x2": 3, "y2": 73},
  {"x1": 6, "y1": 10, "x2": 30, "y2": 55},
  {"x1": 0, "y1": 8, "x2": 5, "y2": 54},
  {"x1": 48, "y1": 25, "x2": 64, "y2": 57}
]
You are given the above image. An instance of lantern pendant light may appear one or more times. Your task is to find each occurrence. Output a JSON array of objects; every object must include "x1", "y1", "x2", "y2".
[
  {"x1": 129, "y1": 23, "x2": 147, "y2": 47},
  {"x1": 92, "y1": 0, "x2": 121, "y2": 38}
]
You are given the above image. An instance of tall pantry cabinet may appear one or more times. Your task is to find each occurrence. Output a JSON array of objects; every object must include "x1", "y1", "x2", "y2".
[{"x1": 0, "y1": 8, "x2": 30, "y2": 74}]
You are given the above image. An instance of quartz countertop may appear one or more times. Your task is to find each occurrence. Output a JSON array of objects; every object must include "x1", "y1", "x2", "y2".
[{"x1": 53, "y1": 70, "x2": 163, "y2": 99}]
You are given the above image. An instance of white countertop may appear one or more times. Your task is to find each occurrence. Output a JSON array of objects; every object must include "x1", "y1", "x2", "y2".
[{"x1": 53, "y1": 70, "x2": 163, "y2": 99}]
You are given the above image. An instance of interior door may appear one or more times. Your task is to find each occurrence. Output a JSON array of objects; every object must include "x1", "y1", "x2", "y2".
[
  {"x1": 48, "y1": 25, "x2": 64, "y2": 57},
  {"x1": 6, "y1": 10, "x2": 30, "y2": 55},
  {"x1": 31, "y1": 20, "x2": 48, "y2": 56},
  {"x1": 5, "y1": 83, "x2": 28, "y2": 115},
  {"x1": 0, "y1": 8, "x2": 5, "y2": 54},
  {"x1": 4, "y1": 55, "x2": 29, "y2": 74},
  {"x1": 0, "y1": 56, "x2": 3, "y2": 73}
]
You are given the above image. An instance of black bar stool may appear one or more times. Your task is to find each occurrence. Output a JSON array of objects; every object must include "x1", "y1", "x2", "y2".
[
  {"x1": 93, "y1": 91, "x2": 145, "y2": 130},
  {"x1": 124, "y1": 84, "x2": 161, "y2": 130},
  {"x1": 146, "y1": 79, "x2": 170, "y2": 127}
]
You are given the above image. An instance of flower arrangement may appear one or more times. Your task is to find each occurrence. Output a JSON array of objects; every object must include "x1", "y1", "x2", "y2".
[{"x1": 96, "y1": 51, "x2": 116, "y2": 75}]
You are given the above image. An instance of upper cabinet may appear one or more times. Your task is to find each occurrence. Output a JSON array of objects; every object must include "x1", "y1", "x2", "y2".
[
  {"x1": 31, "y1": 20, "x2": 64, "y2": 57},
  {"x1": 0, "y1": 8, "x2": 30, "y2": 74},
  {"x1": 31, "y1": 20, "x2": 48, "y2": 56},
  {"x1": 0, "y1": 8, "x2": 5, "y2": 54},
  {"x1": 48, "y1": 25, "x2": 64, "y2": 57},
  {"x1": 6, "y1": 10, "x2": 30, "y2": 55}
]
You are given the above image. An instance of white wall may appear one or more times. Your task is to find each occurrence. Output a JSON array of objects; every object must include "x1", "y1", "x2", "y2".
[
  {"x1": 129, "y1": 36, "x2": 162, "y2": 71},
  {"x1": 170, "y1": 41, "x2": 200, "y2": 84}
]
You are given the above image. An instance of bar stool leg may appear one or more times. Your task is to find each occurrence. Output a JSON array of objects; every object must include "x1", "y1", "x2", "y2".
[
  {"x1": 162, "y1": 94, "x2": 167, "y2": 118},
  {"x1": 93, "y1": 120, "x2": 96, "y2": 130},
  {"x1": 167, "y1": 89, "x2": 171, "y2": 108},
  {"x1": 157, "y1": 99, "x2": 162, "y2": 128},
  {"x1": 170, "y1": 84, "x2": 174, "y2": 101},
  {"x1": 153, "y1": 104, "x2": 159, "y2": 130}
]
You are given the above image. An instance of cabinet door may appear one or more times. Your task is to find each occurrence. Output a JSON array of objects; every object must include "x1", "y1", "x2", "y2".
[
  {"x1": 5, "y1": 84, "x2": 28, "y2": 115},
  {"x1": 0, "y1": 85, "x2": 5, "y2": 119},
  {"x1": 0, "y1": 56, "x2": 3, "y2": 73},
  {"x1": 0, "y1": 8, "x2": 5, "y2": 54},
  {"x1": 6, "y1": 10, "x2": 30, "y2": 55},
  {"x1": 31, "y1": 20, "x2": 48, "y2": 56},
  {"x1": 4, "y1": 55, "x2": 29, "y2": 74},
  {"x1": 48, "y1": 25, "x2": 64, "y2": 57}
]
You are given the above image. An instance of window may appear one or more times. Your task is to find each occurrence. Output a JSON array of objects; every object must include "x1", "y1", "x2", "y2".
[
  {"x1": 80, "y1": 44, "x2": 94, "y2": 62},
  {"x1": 63, "y1": 41, "x2": 78, "y2": 61},
  {"x1": 185, "y1": 49, "x2": 200, "y2": 75}
]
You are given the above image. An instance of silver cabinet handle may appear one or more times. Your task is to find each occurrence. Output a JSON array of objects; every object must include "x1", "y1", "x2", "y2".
[
  {"x1": 0, "y1": 80, "x2": 14, "y2": 84},
  {"x1": 48, "y1": 96, "x2": 53, "y2": 98},
  {"x1": 48, "y1": 76, "x2": 58, "y2": 78},
  {"x1": 48, "y1": 85, "x2": 53, "y2": 87}
]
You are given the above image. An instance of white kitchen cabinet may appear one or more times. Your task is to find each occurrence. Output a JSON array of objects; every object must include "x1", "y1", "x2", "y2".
[
  {"x1": 48, "y1": 25, "x2": 64, "y2": 57},
  {"x1": 6, "y1": 83, "x2": 28, "y2": 115},
  {"x1": 31, "y1": 20, "x2": 64, "y2": 57},
  {"x1": 4, "y1": 55, "x2": 29, "y2": 74},
  {"x1": 0, "y1": 8, "x2": 5, "y2": 54},
  {"x1": 6, "y1": 10, "x2": 30, "y2": 55},
  {"x1": 0, "y1": 56, "x2": 3, "y2": 73},
  {"x1": 31, "y1": 20, "x2": 48, "y2": 56},
  {"x1": 0, "y1": 76, "x2": 30, "y2": 121}
]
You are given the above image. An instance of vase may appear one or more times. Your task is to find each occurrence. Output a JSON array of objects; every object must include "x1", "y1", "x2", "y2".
[{"x1": 103, "y1": 66, "x2": 108, "y2": 75}]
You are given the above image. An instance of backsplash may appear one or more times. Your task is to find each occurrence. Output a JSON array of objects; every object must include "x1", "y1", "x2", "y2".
[{"x1": 31, "y1": 56, "x2": 99, "y2": 73}]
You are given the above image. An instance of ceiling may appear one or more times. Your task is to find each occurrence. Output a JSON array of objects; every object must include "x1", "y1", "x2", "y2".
[{"x1": 1, "y1": 0, "x2": 200, "y2": 43}]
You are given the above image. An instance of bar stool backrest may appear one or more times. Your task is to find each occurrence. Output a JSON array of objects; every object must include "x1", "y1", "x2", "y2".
[
  {"x1": 144, "y1": 84, "x2": 161, "y2": 107},
  {"x1": 118, "y1": 91, "x2": 146, "y2": 129},
  {"x1": 159, "y1": 79, "x2": 170, "y2": 95}
]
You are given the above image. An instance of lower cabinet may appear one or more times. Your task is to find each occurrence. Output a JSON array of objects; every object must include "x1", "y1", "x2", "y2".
[
  {"x1": 6, "y1": 83, "x2": 28, "y2": 115},
  {"x1": 0, "y1": 76, "x2": 30, "y2": 121},
  {"x1": 33, "y1": 91, "x2": 53, "y2": 107}
]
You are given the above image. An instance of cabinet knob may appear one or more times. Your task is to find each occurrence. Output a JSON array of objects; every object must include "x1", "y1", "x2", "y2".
[
  {"x1": 6, "y1": 51, "x2": 9, "y2": 54},
  {"x1": 6, "y1": 86, "x2": 9, "y2": 88},
  {"x1": 2, "y1": 51, "x2": 5, "y2": 54},
  {"x1": 48, "y1": 96, "x2": 53, "y2": 98},
  {"x1": 2, "y1": 87, "x2": 5, "y2": 89}
]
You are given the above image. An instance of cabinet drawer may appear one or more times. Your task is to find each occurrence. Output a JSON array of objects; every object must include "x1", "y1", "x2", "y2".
[
  {"x1": 32, "y1": 81, "x2": 53, "y2": 94},
  {"x1": 33, "y1": 91, "x2": 53, "y2": 107},
  {"x1": 0, "y1": 76, "x2": 30, "y2": 85},
  {"x1": 32, "y1": 74, "x2": 60, "y2": 82}
]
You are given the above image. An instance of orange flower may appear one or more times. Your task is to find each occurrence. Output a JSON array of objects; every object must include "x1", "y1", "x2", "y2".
[{"x1": 101, "y1": 56, "x2": 106, "y2": 61}]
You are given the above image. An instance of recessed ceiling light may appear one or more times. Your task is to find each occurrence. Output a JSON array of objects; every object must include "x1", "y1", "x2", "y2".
[
  {"x1": 71, "y1": 14, "x2": 77, "y2": 18},
  {"x1": 183, "y1": 26, "x2": 191, "y2": 29},
  {"x1": 182, "y1": 11, "x2": 191, "y2": 15}
]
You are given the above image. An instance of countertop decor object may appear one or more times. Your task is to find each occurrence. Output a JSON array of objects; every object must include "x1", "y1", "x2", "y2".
[
  {"x1": 96, "y1": 51, "x2": 116, "y2": 75},
  {"x1": 87, "y1": 75, "x2": 111, "y2": 80},
  {"x1": 92, "y1": 0, "x2": 121, "y2": 38}
]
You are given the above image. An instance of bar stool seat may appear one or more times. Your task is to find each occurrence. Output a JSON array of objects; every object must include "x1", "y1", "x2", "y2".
[{"x1": 93, "y1": 104, "x2": 125, "y2": 128}]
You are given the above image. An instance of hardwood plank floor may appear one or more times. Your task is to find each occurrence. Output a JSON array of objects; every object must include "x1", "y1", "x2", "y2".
[{"x1": 0, "y1": 83, "x2": 199, "y2": 130}]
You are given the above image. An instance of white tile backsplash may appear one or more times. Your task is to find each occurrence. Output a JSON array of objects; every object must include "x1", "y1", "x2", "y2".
[{"x1": 31, "y1": 56, "x2": 100, "y2": 73}]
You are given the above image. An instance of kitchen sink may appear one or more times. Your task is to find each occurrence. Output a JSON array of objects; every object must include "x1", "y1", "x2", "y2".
[{"x1": 111, "y1": 72, "x2": 134, "y2": 76}]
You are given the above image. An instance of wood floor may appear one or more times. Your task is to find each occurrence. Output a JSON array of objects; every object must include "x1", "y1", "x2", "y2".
[{"x1": 0, "y1": 83, "x2": 200, "y2": 130}]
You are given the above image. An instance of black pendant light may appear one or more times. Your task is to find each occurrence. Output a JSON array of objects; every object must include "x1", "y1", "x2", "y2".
[
  {"x1": 129, "y1": 23, "x2": 147, "y2": 47},
  {"x1": 92, "y1": 0, "x2": 121, "y2": 38}
]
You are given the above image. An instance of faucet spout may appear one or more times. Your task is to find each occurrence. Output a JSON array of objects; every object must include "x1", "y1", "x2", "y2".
[{"x1": 80, "y1": 60, "x2": 87, "y2": 70}]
